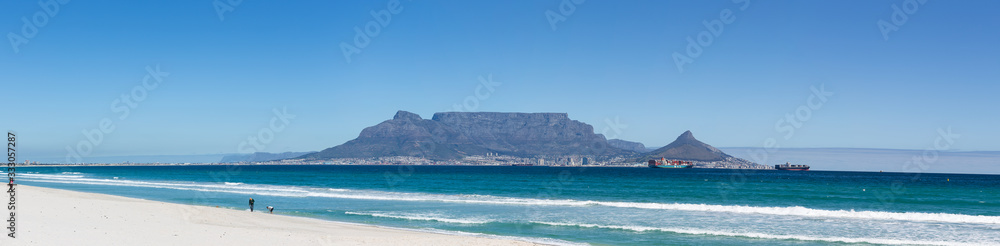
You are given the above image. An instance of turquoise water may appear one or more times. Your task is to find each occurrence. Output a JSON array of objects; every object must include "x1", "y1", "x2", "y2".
[{"x1": 13, "y1": 165, "x2": 1000, "y2": 245}]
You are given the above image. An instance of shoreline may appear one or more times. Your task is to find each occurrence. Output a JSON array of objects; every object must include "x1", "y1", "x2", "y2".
[
  {"x1": 22, "y1": 163, "x2": 766, "y2": 169},
  {"x1": 2, "y1": 185, "x2": 549, "y2": 246}
]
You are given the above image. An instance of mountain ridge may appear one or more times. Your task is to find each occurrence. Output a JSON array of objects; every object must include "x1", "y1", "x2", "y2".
[
  {"x1": 300, "y1": 111, "x2": 627, "y2": 160},
  {"x1": 608, "y1": 139, "x2": 648, "y2": 153},
  {"x1": 299, "y1": 110, "x2": 763, "y2": 169}
]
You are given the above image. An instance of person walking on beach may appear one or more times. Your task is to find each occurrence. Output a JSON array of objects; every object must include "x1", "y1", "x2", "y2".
[{"x1": 249, "y1": 197, "x2": 255, "y2": 212}]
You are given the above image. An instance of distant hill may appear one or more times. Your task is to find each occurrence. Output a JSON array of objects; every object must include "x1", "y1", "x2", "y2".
[
  {"x1": 300, "y1": 110, "x2": 625, "y2": 160},
  {"x1": 220, "y1": 151, "x2": 316, "y2": 163},
  {"x1": 608, "y1": 139, "x2": 648, "y2": 153},
  {"x1": 637, "y1": 131, "x2": 765, "y2": 169},
  {"x1": 643, "y1": 131, "x2": 732, "y2": 162}
]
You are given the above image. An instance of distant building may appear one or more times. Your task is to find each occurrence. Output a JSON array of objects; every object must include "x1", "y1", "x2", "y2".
[{"x1": 582, "y1": 157, "x2": 589, "y2": 165}]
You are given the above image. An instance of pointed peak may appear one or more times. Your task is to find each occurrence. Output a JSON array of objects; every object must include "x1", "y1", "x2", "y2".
[
  {"x1": 393, "y1": 110, "x2": 422, "y2": 121},
  {"x1": 677, "y1": 130, "x2": 696, "y2": 141},
  {"x1": 641, "y1": 130, "x2": 730, "y2": 162}
]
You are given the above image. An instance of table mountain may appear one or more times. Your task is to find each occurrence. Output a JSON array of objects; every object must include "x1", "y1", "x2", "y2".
[{"x1": 299, "y1": 111, "x2": 625, "y2": 160}]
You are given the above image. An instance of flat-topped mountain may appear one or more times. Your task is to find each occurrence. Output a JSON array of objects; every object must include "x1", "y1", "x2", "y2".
[
  {"x1": 300, "y1": 111, "x2": 627, "y2": 160},
  {"x1": 298, "y1": 111, "x2": 764, "y2": 168}
]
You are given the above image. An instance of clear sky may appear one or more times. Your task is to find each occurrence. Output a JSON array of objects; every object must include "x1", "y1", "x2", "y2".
[{"x1": 3, "y1": 1, "x2": 999, "y2": 162}]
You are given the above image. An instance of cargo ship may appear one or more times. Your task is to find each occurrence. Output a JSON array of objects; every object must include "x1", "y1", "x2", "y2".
[
  {"x1": 775, "y1": 162, "x2": 810, "y2": 171},
  {"x1": 648, "y1": 158, "x2": 694, "y2": 168}
]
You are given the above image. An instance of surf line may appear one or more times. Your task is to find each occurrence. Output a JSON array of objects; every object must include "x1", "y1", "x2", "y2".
[
  {"x1": 23, "y1": 174, "x2": 1000, "y2": 225},
  {"x1": 532, "y1": 221, "x2": 991, "y2": 246}
]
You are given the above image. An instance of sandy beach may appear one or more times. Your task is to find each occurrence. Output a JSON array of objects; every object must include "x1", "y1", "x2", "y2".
[{"x1": 1, "y1": 185, "x2": 541, "y2": 246}]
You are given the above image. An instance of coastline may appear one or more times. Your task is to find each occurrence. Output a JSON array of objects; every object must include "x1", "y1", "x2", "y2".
[
  {"x1": 22, "y1": 163, "x2": 766, "y2": 169},
  {"x1": 3, "y1": 185, "x2": 545, "y2": 246},
  {"x1": 25, "y1": 163, "x2": 1000, "y2": 176}
]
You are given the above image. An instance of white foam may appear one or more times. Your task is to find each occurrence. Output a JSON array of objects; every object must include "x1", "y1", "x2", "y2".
[
  {"x1": 588, "y1": 201, "x2": 1000, "y2": 225},
  {"x1": 532, "y1": 222, "x2": 999, "y2": 246},
  {"x1": 21, "y1": 173, "x2": 85, "y2": 179},
  {"x1": 413, "y1": 228, "x2": 589, "y2": 246},
  {"x1": 345, "y1": 211, "x2": 494, "y2": 224},
  {"x1": 19, "y1": 173, "x2": 309, "y2": 197},
  {"x1": 20, "y1": 173, "x2": 1000, "y2": 225}
]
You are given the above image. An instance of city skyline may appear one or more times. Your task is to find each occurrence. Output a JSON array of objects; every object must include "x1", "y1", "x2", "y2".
[{"x1": 3, "y1": 1, "x2": 999, "y2": 161}]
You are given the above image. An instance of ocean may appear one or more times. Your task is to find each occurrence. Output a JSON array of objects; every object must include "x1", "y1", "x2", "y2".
[{"x1": 13, "y1": 165, "x2": 1000, "y2": 245}]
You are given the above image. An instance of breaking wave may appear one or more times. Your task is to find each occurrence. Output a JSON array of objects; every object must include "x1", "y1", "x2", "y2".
[
  {"x1": 345, "y1": 211, "x2": 495, "y2": 224},
  {"x1": 19, "y1": 172, "x2": 1000, "y2": 225},
  {"x1": 532, "y1": 221, "x2": 997, "y2": 246}
]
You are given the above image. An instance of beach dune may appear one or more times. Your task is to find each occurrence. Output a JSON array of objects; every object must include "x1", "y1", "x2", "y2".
[{"x1": 4, "y1": 185, "x2": 539, "y2": 246}]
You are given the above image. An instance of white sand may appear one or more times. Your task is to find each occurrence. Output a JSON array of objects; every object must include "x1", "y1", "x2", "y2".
[{"x1": 1, "y1": 185, "x2": 542, "y2": 246}]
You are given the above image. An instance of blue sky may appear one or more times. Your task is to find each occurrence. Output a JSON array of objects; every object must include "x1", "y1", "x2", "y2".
[{"x1": 3, "y1": 1, "x2": 999, "y2": 162}]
